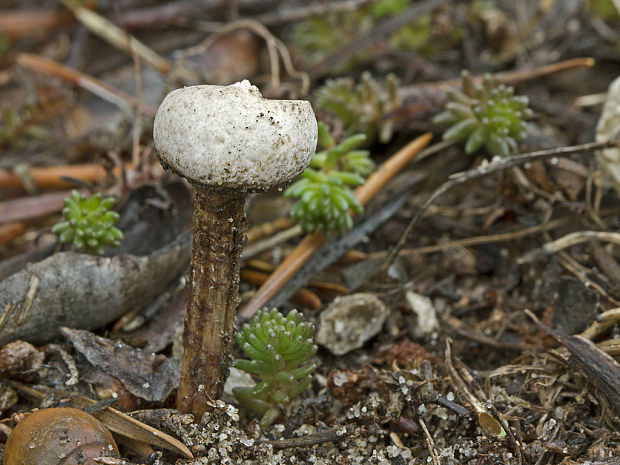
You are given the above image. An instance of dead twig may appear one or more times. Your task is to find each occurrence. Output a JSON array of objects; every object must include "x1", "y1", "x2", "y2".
[
  {"x1": 519, "y1": 231, "x2": 620, "y2": 264},
  {"x1": 419, "y1": 418, "x2": 441, "y2": 465},
  {"x1": 58, "y1": 0, "x2": 173, "y2": 75},
  {"x1": 246, "y1": 218, "x2": 294, "y2": 245},
  {"x1": 591, "y1": 243, "x2": 620, "y2": 293},
  {"x1": 525, "y1": 310, "x2": 620, "y2": 420},
  {"x1": 555, "y1": 251, "x2": 620, "y2": 306},
  {"x1": 399, "y1": 57, "x2": 595, "y2": 101},
  {"x1": 265, "y1": 424, "x2": 358, "y2": 449},
  {"x1": 255, "y1": 0, "x2": 373, "y2": 26},
  {"x1": 0, "y1": 190, "x2": 88, "y2": 225},
  {"x1": 438, "y1": 313, "x2": 525, "y2": 351},
  {"x1": 580, "y1": 307, "x2": 620, "y2": 341},
  {"x1": 188, "y1": 19, "x2": 309, "y2": 94},
  {"x1": 371, "y1": 214, "x2": 590, "y2": 258},
  {"x1": 17, "y1": 53, "x2": 157, "y2": 117},
  {"x1": 0, "y1": 162, "x2": 133, "y2": 191},
  {"x1": 243, "y1": 225, "x2": 302, "y2": 260},
  {"x1": 485, "y1": 401, "x2": 523, "y2": 465},
  {"x1": 0, "y1": 9, "x2": 73, "y2": 38},
  {"x1": 240, "y1": 269, "x2": 321, "y2": 310}
]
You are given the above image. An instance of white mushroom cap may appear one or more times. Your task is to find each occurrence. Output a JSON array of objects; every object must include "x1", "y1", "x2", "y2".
[{"x1": 153, "y1": 81, "x2": 317, "y2": 191}]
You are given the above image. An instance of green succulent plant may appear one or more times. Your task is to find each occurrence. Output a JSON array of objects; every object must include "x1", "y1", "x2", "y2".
[
  {"x1": 52, "y1": 190, "x2": 123, "y2": 255},
  {"x1": 433, "y1": 71, "x2": 533, "y2": 157},
  {"x1": 232, "y1": 308, "x2": 317, "y2": 427},
  {"x1": 316, "y1": 71, "x2": 400, "y2": 144},
  {"x1": 285, "y1": 122, "x2": 374, "y2": 235}
]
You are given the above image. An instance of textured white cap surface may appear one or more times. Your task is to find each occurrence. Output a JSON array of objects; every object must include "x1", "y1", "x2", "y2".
[{"x1": 153, "y1": 81, "x2": 317, "y2": 190}]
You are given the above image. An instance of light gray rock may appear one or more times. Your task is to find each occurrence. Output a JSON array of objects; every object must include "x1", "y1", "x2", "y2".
[{"x1": 316, "y1": 293, "x2": 387, "y2": 355}]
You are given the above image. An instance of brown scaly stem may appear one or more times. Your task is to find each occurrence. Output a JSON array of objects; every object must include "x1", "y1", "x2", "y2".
[{"x1": 178, "y1": 186, "x2": 246, "y2": 419}]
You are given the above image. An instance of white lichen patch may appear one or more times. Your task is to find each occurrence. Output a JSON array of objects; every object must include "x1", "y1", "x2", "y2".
[{"x1": 153, "y1": 81, "x2": 317, "y2": 191}]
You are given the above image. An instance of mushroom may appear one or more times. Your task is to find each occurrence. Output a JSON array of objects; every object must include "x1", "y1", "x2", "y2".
[{"x1": 153, "y1": 81, "x2": 317, "y2": 419}]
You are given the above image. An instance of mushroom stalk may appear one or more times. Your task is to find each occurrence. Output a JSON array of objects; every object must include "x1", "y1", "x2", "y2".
[
  {"x1": 152, "y1": 80, "x2": 317, "y2": 422},
  {"x1": 179, "y1": 186, "x2": 245, "y2": 417}
]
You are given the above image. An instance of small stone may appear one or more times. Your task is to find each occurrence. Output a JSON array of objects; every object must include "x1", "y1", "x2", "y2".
[
  {"x1": 405, "y1": 291, "x2": 438, "y2": 338},
  {"x1": 315, "y1": 293, "x2": 388, "y2": 355}
]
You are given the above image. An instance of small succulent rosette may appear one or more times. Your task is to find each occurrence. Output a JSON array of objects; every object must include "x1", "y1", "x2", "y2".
[
  {"x1": 285, "y1": 122, "x2": 374, "y2": 235},
  {"x1": 317, "y1": 71, "x2": 400, "y2": 144},
  {"x1": 232, "y1": 308, "x2": 317, "y2": 426},
  {"x1": 434, "y1": 71, "x2": 533, "y2": 157},
  {"x1": 52, "y1": 190, "x2": 123, "y2": 255}
]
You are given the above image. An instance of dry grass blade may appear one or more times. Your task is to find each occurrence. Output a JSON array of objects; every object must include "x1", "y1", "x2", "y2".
[{"x1": 518, "y1": 231, "x2": 620, "y2": 264}]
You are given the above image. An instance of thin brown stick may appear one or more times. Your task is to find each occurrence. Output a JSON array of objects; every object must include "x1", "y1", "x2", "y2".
[
  {"x1": 556, "y1": 252, "x2": 620, "y2": 306},
  {"x1": 243, "y1": 225, "x2": 302, "y2": 260},
  {"x1": 0, "y1": 189, "x2": 88, "y2": 225},
  {"x1": 255, "y1": 0, "x2": 373, "y2": 26},
  {"x1": 398, "y1": 57, "x2": 595, "y2": 100},
  {"x1": 370, "y1": 209, "x2": 618, "y2": 258},
  {"x1": 59, "y1": 0, "x2": 172, "y2": 74},
  {"x1": 240, "y1": 269, "x2": 321, "y2": 310},
  {"x1": 419, "y1": 418, "x2": 441, "y2": 465},
  {"x1": 580, "y1": 308, "x2": 620, "y2": 341},
  {"x1": 17, "y1": 54, "x2": 157, "y2": 117},
  {"x1": 238, "y1": 133, "x2": 432, "y2": 319},
  {"x1": 0, "y1": 9, "x2": 74, "y2": 38},
  {"x1": 188, "y1": 19, "x2": 309, "y2": 94},
  {"x1": 246, "y1": 218, "x2": 294, "y2": 244},
  {"x1": 0, "y1": 162, "x2": 132, "y2": 191},
  {"x1": 245, "y1": 259, "x2": 350, "y2": 295},
  {"x1": 265, "y1": 424, "x2": 357, "y2": 449}
]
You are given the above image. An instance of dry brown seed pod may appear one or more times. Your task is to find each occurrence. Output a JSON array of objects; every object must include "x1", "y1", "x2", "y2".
[{"x1": 3, "y1": 407, "x2": 119, "y2": 465}]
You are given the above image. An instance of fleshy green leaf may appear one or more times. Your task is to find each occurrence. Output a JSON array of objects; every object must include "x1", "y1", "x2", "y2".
[
  {"x1": 435, "y1": 71, "x2": 533, "y2": 157},
  {"x1": 232, "y1": 308, "x2": 317, "y2": 426},
  {"x1": 52, "y1": 191, "x2": 123, "y2": 255}
]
